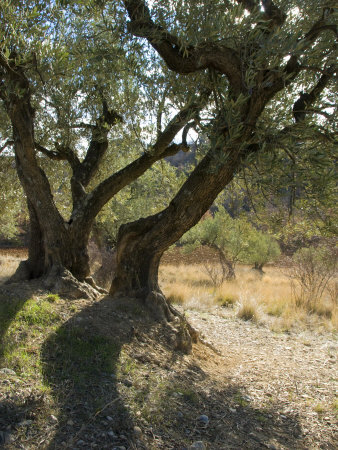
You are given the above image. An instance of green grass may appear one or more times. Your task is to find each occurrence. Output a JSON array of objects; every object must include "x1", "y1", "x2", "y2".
[
  {"x1": 42, "y1": 326, "x2": 120, "y2": 387},
  {"x1": 1, "y1": 297, "x2": 62, "y2": 376}
]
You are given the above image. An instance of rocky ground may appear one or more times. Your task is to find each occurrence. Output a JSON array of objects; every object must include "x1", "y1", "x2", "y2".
[{"x1": 0, "y1": 278, "x2": 337, "y2": 449}]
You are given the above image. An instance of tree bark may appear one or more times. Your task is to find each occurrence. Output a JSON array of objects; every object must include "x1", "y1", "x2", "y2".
[
  {"x1": 8, "y1": 103, "x2": 92, "y2": 285},
  {"x1": 110, "y1": 145, "x2": 242, "y2": 308}
]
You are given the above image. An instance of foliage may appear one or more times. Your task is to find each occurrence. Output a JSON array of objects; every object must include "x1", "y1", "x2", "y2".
[
  {"x1": 181, "y1": 209, "x2": 251, "y2": 283},
  {"x1": 181, "y1": 207, "x2": 280, "y2": 283},
  {"x1": 246, "y1": 231, "x2": 281, "y2": 270}
]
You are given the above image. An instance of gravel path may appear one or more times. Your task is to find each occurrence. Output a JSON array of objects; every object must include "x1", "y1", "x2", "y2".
[{"x1": 185, "y1": 307, "x2": 337, "y2": 449}]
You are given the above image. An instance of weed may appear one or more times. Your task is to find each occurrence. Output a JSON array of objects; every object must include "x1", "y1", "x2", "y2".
[
  {"x1": 237, "y1": 299, "x2": 259, "y2": 322},
  {"x1": 15, "y1": 299, "x2": 60, "y2": 326},
  {"x1": 234, "y1": 393, "x2": 249, "y2": 407},
  {"x1": 314, "y1": 403, "x2": 325, "y2": 414},
  {"x1": 216, "y1": 294, "x2": 237, "y2": 307},
  {"x1": 46, "y1": 294, "x2": 59, "y2": 303}
]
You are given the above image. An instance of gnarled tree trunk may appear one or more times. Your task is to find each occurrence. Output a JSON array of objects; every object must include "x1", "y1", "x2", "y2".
[{"x1": 110, "y1": 146, "x2": 242, "y2": 310}]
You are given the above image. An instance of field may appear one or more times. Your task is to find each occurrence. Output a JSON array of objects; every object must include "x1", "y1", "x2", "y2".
[
  {"x1": 0, "y1": 248, "x2": 337, "y2": 449},
  {"x1": 160, "y1": 263, "x2": 337, "y2": 333}
]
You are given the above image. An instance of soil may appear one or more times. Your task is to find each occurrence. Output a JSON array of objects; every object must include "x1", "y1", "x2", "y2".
[{"x1": 0, "y1": 279, "x2": 337, "y2": 450}]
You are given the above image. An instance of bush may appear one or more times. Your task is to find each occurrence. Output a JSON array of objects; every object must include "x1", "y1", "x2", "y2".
[{"x1": 288, "y1": 246, "x2": 337, "y2": 312}]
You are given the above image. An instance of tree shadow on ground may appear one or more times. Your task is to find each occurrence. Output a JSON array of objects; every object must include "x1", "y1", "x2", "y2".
[
  {"x1": 40, "y1": 295, "x2": 317, "y2": 450},
  {"x1": 2, "y1": 289, "x2": 333, "y2": 449},
  {"x1": 40, "y1": 294, "x2": 163, "y2": 449},
  {"x1": 156, "y1": 363, "x2": 305, "y2": 449},
  {"x1": 0, "y1": 281, "x2": 43, "y2": 359}
]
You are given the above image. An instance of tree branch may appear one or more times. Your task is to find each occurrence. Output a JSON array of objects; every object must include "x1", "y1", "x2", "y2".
[
  {"x1": 293, "y1": 66, "x2": 336, "y2": 123},
  {"x1": 78, "y1": 93, "x2": 209, "y2": 223},
  {"x1": 73, "y1": 106, "x2": 123, "y2": 188},
  {"x1": 124, "y1": 0, "x2": 242, "y2": 93},
  {"x1": 266, "y1": 8, "x2": 336, "y2": 100},
  {"x1": 236, "y1": 0, "x2": 286, "y2": 28},
  {"x1": 35, "y1": 142, "x2": 67, "y2": 161},
  {"x1": 0, "y1": 139, "x2": 14, "y2": 154}
]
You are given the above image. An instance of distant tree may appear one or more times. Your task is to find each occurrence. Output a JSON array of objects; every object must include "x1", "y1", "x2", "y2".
[
  {"x1": 245, "y1": 231, "x2": 281, "y2": 273},
  {"x1": 181, "y1": 209, "x2": 254, "y2": 282}
]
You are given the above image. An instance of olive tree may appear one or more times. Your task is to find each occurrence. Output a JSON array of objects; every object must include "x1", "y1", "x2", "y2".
[
  {"x1": 108, "y1": 0, "x2": 336, "y2": 323},
  {"x1": 0, "y1": 1, "x2": 207, "y2": 296}
]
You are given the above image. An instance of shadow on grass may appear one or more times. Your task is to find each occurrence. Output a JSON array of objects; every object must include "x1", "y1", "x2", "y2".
[
  {"x1": 40, "y1": 295, "x2": 140, "y2": 449},
  {"x1": 0, "y1": 283, "x2": 39, "y2": 359}
]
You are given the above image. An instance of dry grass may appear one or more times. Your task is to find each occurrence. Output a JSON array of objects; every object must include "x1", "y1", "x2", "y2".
[
  {"x1": 159, "y1": 263, "x2": 337, "y2": 332},
  {"x1": 0, "y1": 249, "x2": 26, "y2": 285}
]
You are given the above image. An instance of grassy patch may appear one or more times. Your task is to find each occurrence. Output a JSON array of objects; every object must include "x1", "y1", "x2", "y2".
[
  {"x1": 43, "y1": 326, "x2": 120, "y2": 388},
  {"x1": 216, "y1": 294, "x2": 237, "y2": 308},
  {"x1": 0, "y1": 297, "x2": 61, "y2": 373}
]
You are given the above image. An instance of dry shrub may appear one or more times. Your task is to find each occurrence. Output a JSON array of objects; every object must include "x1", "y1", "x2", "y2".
[
  {"x1": 203, "y1": 261, "x2": 226, "y2": 288},
  {"x1": 287, "y1": 246, "x2": 337, "y2": 314}
]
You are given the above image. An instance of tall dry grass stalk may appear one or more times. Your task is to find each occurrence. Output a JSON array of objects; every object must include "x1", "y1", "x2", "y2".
[{"x1": 159, "y1": 263, "x2": 337, "y2": 331}]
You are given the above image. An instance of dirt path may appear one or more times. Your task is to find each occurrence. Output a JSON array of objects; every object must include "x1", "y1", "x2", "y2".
[{"x1": 185, "y1": 306, "x2": 337, "y2": 449}]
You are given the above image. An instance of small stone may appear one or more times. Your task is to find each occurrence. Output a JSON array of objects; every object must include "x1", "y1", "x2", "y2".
[
  {"x1": 267, "y1": 444, "x2": 277, "y2": 450},
  {"x1": 107, "y1": 431, "x2": 116, "y2": 439},
  {"x1": 77, "y1": 440, "x2": 85, "y2": 446},
  {"x1": 198, "y1": 415, "x2": 209, "y2": 425},
  {"x1": 106, "y1": 416, "x2": 113, "y2": 422},
  {"x1": 50, "y1": 415, "x2": 58, "y2": 423},
  {"x1": 229, "y1": 408, "x2": 236, "y2": 413},
  {"x1": 133, "y1": 426, "x2": 142, "y2": 437},
  {"x1": 67, "y1": 419, "x2": 74, "y2": 426},
  {"x1": 0, "y1": 368, "x2": 16, "y2": 375},
  {"x1": 177, "y1": 411, "x2": 184, "y2": 419},
  {"x1": 190, "y1": 441, "x2": 206, "y2": 450}
]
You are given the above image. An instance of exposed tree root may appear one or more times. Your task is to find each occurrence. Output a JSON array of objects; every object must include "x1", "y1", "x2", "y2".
[
  {"x1": 142, "y1": 290, "x2": 201, "y2": 354},
  {"x1": 43, "y1": 267, "x2": 101, "y2": 300}
]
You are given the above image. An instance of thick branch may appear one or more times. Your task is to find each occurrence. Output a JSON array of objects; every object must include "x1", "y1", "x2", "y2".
[
  {"x1": 78, "y1": 95, "x2": 208, "y2": 224},
  {"x1": 124, "y1": 0, "x2": 242, "y2": 93},
  {"x1": 293, "y1": 66, "x2": 336, "y2": 123},
  {"x1": 73, "y1": 107, "x2": 123, "y2": 188}
]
